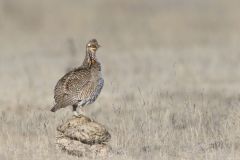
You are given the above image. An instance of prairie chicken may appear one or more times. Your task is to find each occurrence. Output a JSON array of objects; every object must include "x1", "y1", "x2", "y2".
[{"x1": 51, "y1": 39, "x2": 104, "y2": 116}]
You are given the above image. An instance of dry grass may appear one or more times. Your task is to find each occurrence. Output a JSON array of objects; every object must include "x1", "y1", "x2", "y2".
[{"x1": 0, "y1": 0, "x2": 240, "y2": 159}]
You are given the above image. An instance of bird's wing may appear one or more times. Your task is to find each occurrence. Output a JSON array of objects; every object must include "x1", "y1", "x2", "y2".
[
  {"x1": 77, "y1": 80, "x2": 95, "y2": 101},
  {"x1": 54, "y1": 67, "x2": 91, "y2": 106},
  {"x1": 77, "y1": 77, "x2": 104, "y2": 105},
  {"x1": 64, "y1": 68, "x2": 91, "y2": 94}
]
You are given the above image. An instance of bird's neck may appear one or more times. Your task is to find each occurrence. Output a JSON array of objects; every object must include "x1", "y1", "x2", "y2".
[{"x1": 82, "y1": 50, "x2": 99, "y2": 68}]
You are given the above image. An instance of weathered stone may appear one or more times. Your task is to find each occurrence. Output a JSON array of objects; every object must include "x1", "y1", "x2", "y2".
[{"x1": 56, "y1": 115, "x2": 111, "y2": 158}]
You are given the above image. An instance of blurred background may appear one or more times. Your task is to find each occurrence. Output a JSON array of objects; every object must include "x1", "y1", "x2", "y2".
[
  {"x1": 0, "y1": 0, "x2": 240, "y2": 107},
  {"x1": 0, "y1": 0, "x2": 240, "y2": 159}
]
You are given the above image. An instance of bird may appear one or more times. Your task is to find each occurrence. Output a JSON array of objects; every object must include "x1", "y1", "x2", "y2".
[{"x1": 51, "y1": 39, "x2": 104, "y2": 116}]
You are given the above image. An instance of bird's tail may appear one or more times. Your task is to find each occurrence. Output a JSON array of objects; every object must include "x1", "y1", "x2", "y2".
[{"x1": 50, "y1": 104, "x2": 60, "y2": 112}]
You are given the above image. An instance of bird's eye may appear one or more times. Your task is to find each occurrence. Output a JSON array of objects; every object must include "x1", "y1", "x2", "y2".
[{"x1": 88, "y1": 44, "x2": 91, "y2": 47}]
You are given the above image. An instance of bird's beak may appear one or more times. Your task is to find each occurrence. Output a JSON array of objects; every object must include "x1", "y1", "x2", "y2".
[{"x1": 98, "y1": 44, "x2": 101, "y2": 48}]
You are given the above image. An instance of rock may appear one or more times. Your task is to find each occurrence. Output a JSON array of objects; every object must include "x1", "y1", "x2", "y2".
[{"x1": 56, "y1": 115, "x2": 111, "y2": 158}]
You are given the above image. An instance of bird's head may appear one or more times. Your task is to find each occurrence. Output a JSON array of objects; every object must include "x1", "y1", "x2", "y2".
[
  {"x1": 85, "y1": 39, "x2": 101, "y2": 66},
  {"x1": 86, "y1": 39, "x2": 101, "y2": 53}
]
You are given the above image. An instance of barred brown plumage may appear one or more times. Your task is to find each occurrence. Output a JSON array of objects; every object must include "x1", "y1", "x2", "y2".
[{"x1": 51, "y1": 39, "x2": 104, "y2": 116}]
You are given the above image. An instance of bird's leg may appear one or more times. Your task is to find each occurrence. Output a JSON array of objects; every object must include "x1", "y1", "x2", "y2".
[
  {"x1": 73, "y1": 104, "x2": 80, "y2": 117},
  {"x1": 77, "y1": 104, "x2": 85, "y2": 116}
]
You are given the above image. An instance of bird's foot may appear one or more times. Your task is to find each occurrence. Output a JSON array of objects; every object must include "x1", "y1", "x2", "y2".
[
  {"x1": 73, "y1": 111, "x2": 82, "y2": 117},
  {"x1": 73, "y1": 108, "x2": 86, "y2": 117}
]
